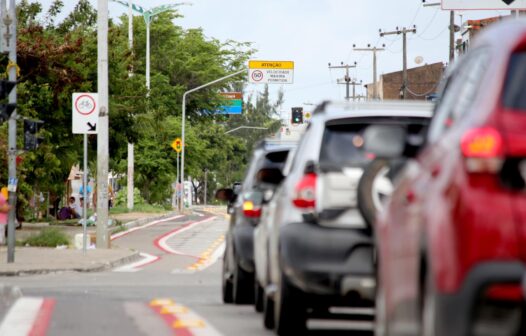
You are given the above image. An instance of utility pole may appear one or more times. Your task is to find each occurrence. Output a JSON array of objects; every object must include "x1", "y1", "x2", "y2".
[
  {"x1": 5, "y1": 0, "x2": 17, "y2": 262},
  {"x1": 380, "y1": 26, "x2": 417, "y2": 100},
  {"x1": 353, "y1": 44, "x2": 385, "y2": 100},
  {"x1": 337, "y1": 78, "x2": 362, "y2": 101},
  {"x1": 204, "y1": 168, "x2": 208, "y2": 206},
  {"x1": 127, "y1": 0, "x2": 134, "y2": 211},
  {"x1": 97, "y1": 0, "x2": 110, "y2": 248},
  {"x1": 422, "y1": 1, "x2": 455, "y2": 62},
  {"x1": 328, "y1": 62, "x2": 357, "y2": 101}
]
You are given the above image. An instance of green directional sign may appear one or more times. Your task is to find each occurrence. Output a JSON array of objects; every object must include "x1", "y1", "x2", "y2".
[{"x1": 110, "y1": 0, "x2": 145, "y2": 14}]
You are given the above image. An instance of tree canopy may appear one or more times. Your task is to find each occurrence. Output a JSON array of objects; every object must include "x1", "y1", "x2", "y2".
[{"x1": 1, "y1": 0, "x2": 285, "y2": 217}]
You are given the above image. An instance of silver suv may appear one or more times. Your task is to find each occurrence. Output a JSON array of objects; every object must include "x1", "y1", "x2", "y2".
[{"x1": 255, "y1": 101, "x2": 432, "y2": 335}]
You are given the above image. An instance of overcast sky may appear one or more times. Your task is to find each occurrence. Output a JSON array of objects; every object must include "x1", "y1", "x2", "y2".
[{"x1": 39, "y1": 0, "x2": 510, "y2": 115}]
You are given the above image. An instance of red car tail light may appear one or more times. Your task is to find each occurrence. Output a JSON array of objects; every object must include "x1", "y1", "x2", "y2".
[
  {"x1": 461, "y1": 127, "x2": 504, "y2": 173},
  {"x1": 292, "y1": 173, "x2": 317, "y2": 210},
  {"x1": 243, "y1": 200, "x2": 261, "y2": 218},
  {"x1": 484, "y1": 284, "x2": 523, "y2": 302}
]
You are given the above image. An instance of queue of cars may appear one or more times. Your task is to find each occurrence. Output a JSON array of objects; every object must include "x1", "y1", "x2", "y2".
[{"x1": 217, "y1": 19, "x2": 526, "y2": 336}]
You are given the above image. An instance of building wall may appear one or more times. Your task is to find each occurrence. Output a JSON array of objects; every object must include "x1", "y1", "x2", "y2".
[{"x1": 367, "y1": 62, "x2": 444, "y2": 100}]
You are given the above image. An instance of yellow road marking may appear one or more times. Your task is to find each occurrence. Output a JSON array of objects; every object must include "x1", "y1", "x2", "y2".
[
  {"x1": 172, "y1": 319, "x2": 206, "y2": 329},
  {"x1": 150, "y1": 299, "x2": 174, "y2": 307},
  {"x1": 160, "y1": 305, "x2": 189, "y2": 314}
]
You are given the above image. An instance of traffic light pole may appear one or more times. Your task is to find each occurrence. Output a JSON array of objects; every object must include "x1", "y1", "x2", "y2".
[{"x1": 6, "y1": 0, "x2": 17, "y2": 263}]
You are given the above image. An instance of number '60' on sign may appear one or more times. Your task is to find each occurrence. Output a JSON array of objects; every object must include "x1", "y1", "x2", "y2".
[{"x1": 171, "y1": 138, "x2": 183, "y2": 153}]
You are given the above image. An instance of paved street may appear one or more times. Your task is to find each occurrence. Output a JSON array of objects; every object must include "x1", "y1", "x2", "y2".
[{"x1": 0, "y1": 211, "x2": 373, "y2": 335}]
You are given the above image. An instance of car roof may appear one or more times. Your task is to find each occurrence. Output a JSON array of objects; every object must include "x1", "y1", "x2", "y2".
[{"x1": 313, "y1": 100, "x2": 434, "y2": 120}]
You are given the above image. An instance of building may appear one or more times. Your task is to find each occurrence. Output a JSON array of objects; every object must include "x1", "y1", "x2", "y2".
[
  {"x1": 457, "y1": 15, "x2": 509, "y2": 55},
  {"x1": 365, "y1": 62, "x2": 445, "y2": 100}
]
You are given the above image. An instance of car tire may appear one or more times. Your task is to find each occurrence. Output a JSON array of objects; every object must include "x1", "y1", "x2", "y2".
[
  {"x1": 233, "y1": 261, "x2": 254, "y2": 304},
  {"x1": 422, "y1": 271, "x2": 438, "y2": 336},
  {"x1": 274, "y1": 271, "x2": 306, "y2": 335},
  {"x1": 254, "y1": 279, "x2": 264, "y2": 313},
  {"x1": 263, "y1": 294, "x2": 275, "y2": 329},
  {"x1": 357, "y1": 159, "x2": 393, "y2": 228},
  {"x1": 222, "y1": 253, "x2": 234, "y2": 304}
]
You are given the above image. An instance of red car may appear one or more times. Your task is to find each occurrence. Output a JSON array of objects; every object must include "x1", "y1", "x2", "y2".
[{"x1": 370, "y1": 20, "x2": 526, "y2": 336}]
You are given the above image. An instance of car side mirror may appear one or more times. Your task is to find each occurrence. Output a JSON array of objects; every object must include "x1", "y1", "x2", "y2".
[
  {"x1": 257, "y1": 168, "x2": 284, "y2": 185},
  {"x1": 215, "y1": 188, "x2": 235, "y2": 202},
  {"x1": 364, "y1": 125, "x2": 407, "y2": 159}
]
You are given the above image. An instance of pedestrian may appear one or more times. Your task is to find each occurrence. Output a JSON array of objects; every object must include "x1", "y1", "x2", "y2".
[{"x1": 0, "y1": 188, "x2": 10, "y2": 245}]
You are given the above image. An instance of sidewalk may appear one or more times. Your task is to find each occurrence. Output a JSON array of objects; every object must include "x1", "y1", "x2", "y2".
[{"x1": 0, "y1": 211, "x2": 181, "y2": 277}]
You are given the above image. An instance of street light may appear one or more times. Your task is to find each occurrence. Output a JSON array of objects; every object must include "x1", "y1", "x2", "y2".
[
  {"x1": 180, "y1": 68, "x2": 247, "y2": 211},
  {"x1": 110, "y1": 1, "x2": 191, "y2": 91}
]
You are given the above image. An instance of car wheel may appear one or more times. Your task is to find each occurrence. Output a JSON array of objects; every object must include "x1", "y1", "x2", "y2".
[
  {"x1": 263, "y1": 293, "x2": 275, "y2": 329},
  {"x1": 358, "y1": 159, "x2": 394, "y2": 228},
  {"x1": 375, "y1": 273, "x2": 389, "y2": 336},
  {"x1": 274, "y1": 271, "x2": 306, "y2": 335},
  {"x1": 254, "y1": 278, "x2": 264, "y2": 313},
  {"x1": 422, "y1": 272, "x2": 438, "y2": 336},
  {"x1": 233, "y1": 261, "x2": 254, "y2": 304},
  {"x1": 222, "y1": 253, "x2": 233, "y2": 304}
]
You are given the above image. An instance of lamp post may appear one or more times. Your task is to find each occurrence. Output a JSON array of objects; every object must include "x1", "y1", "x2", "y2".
[{"x1": 180, "y1": 69, "x2": 247, "y2": 211}]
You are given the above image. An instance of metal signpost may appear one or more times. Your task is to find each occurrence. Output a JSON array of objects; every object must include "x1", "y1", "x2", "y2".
[
  {"x1": 248, "y1": 61, "x2": 294, "y2": 84},
  {"x1": 73, "y1": 93, "x2": 99, "y2": 254},
  {"x1": 441, "y1": 0, "x2": 526, "y2": 9},
  {"x1": 171, "y1": 138, "x2": 182, "y2": 211}
]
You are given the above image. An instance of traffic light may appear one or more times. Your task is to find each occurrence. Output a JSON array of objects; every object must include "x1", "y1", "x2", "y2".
[
  {"x1": 0, "y1": 79, "x2": 16, "y2": 123},
  {"x1": 24, "y1": 119, "x2": 44, "y2": 151},
  {"x1": 291, "y1": 107, "x2": 303, "y2": 124}
]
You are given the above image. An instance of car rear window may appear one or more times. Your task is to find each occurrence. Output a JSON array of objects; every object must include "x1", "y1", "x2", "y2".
[
  {"x1": 503, "y1": 51, "x2": 526, "y2": 110},
  {"x1": 320, "y1": 123, "x2": 369, "y2": 167}
]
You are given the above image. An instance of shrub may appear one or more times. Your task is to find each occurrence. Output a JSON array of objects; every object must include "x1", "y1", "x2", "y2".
[{"x1": 23, "y1": 228, "x2": 70, "y2": 247}]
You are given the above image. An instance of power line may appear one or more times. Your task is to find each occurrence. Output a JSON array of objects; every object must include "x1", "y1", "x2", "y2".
[
  {"x1": 328, "y1": 62, "x2": 357, "y2": 101},
  {"x1": 353, "y1": 44, "x2": 385, "y2": 100},
  {"x1": 380, "y1": 26, "x2": 417, "y2": 100}
]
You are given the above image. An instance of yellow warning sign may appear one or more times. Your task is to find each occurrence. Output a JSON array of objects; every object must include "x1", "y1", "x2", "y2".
[{"x1": 249, "y1": 61, "x2": 294, "y2": 70}]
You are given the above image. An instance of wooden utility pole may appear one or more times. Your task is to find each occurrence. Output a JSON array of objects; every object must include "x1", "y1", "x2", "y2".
[
  {"x1": 380, "y1": 26, "x2": 417, "y2": 100},
  {"x1": 328, "y1": 62, "x2": 357, "y2": 101},
  {"x1": 353, "y1": 45, "x2": 385, "y2": 100}
]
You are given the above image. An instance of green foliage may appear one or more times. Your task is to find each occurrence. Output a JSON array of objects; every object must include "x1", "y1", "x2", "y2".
[
  {"x1": 22, "y1": 227, "x2": 70, "y2": 247},
  {"x1": 114, "y1": 187, "x2": 145, "y2": 207},
  {"x1": 3, "y1": 1, "x2": 285, "y2": 210}
]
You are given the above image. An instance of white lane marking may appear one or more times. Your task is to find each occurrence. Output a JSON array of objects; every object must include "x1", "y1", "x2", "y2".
[
  {"x1": 113, "y1": 253, "x2": 160, "y2": 272},
  {"x1": 0, "y1": 297, "x2": 43, "y2": 336},
  {"x1": 111, "y1": 215, "x2": 184, "y2": 241},
  {"x1": 157, "y1": 217, "x2": 217, "y2": 255},
  {"x1": 179, "y1": 307, "x2": 224, "y2": 336}
]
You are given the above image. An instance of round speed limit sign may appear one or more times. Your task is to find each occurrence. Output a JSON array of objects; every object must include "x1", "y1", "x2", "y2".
[{"x1": 251, "y1": 70, "x2": 264, "y2": 82}]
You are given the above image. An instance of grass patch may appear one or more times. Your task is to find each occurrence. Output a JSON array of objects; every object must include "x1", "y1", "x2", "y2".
[
  {"x1": 110, "y1": 224, "x2": 127, "y2": 235},
  {"x1": 22, "y1": 227, "x2": 70, "y2": 247},
  {"x1": 110, "y1": 203, "x2": 168, "y2": 215}
]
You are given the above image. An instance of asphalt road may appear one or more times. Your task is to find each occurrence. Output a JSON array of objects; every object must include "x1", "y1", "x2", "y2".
[{"x1": 0, "y1": 211, "x2": 373, "y2": 336}]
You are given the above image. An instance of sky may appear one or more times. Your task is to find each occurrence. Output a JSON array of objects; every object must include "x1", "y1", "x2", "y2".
[{"x1": 39, "y1": 0, "x2": 511, "y2": 117}]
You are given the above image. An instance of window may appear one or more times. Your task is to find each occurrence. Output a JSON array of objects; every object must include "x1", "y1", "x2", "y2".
[
  {"x1": 320, "y1": 123, "x2": 369, "y2": 167},
  {"x1": 427, "y1": 49, "x2": 489, "y2": 143},
  {"x1": 502, "y1": 51, "x2": 526, "y2": 110}
]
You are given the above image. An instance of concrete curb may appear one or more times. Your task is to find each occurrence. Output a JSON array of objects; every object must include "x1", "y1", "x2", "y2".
[
  {"x1": 0, "y1": 251, "x2": 142, "y2": 277},
  {"x1": 121, "y1": 212, "x2": 181, "y2": 231}
]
